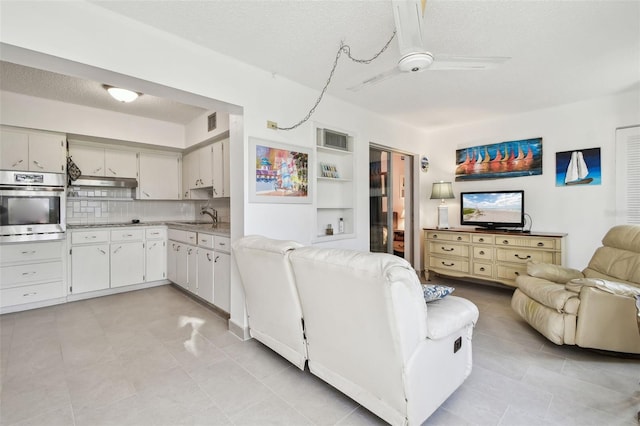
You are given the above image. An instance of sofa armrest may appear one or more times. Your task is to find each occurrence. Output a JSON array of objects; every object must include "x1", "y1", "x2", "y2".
[
  {"x1": 526, "y1": 261, "x2": 584, "y2": 284},
  {"x1": 567, "y1": 277, "x2": 640, "y2": 298}
]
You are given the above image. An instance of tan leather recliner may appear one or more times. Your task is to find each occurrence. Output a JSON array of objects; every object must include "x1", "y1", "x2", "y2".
[{"x1": 511, "y1": 225, "x2": 640, "y2": 354}]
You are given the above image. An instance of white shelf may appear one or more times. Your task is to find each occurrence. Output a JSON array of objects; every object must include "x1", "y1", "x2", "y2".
[{"x1": 317, "y1": 177, "x2": 352, "y2": 183}]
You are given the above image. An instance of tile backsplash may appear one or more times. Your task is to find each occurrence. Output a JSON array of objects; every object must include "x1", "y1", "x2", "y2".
[{"x1": 66, "y1": 188, "x2": 230, "y2": 225}]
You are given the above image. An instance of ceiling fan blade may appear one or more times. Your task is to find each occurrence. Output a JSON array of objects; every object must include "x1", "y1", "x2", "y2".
[
  {"x1": 392, "y1": 0, "x2": 426, "y2": 56},
  {"x1": 429, "y1": 55, "x2": 510, "y2": 71},
  {"x1": 347, "y1": 67, "x2": 402, "y2": 92}
]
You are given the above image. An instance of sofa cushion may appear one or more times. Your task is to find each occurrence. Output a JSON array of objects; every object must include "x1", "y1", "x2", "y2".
[
  {"x1": 422, "y1": 284, "x2": 454, "y2": 302},
  {"x1": 585, "y1": 246, "x2": 640, "y2": 285},
  {"x1": 601, "y1": 224, "x2": 640, "y2": 253},
  {"x1": 526, "y1": 261, "x2": 583, "y2": 283},
  {"x1": 425, "y1": 295, "x2": 479, "y2": 340},
  {"x1": 569, "y1": 277, "x2": 640, "y2": 298},
  {"x1": 517, "y1": 276, "x2": 580, "y2": 314}
]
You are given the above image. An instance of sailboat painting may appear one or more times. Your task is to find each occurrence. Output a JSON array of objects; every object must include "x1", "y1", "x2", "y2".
[
  {"x1": 455, "y1": 137, "x2": 543, "y2": 181},
  {"x1": 555, "y1": 148, "x2": 601, "y2": 186}
]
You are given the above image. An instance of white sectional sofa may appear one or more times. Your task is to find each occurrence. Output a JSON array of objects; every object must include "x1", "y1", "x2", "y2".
[{"x1": 232, "y1": 235, "x2": 479, "y2": 426}]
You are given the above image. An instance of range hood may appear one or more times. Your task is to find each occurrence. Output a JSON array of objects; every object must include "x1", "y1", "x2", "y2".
[{"x1": 70, "y1": 175, "x2": 138, "y2": 188}]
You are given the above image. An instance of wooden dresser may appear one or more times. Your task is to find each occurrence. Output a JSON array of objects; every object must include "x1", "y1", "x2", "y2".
[{"x1": 423, "y1": 228, "x2": 566, "y2": 288}]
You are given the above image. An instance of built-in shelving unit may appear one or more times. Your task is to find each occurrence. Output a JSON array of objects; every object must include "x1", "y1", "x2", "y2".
[{"x1": 314, "y1": 126, "x2": 355, "y2": 242}]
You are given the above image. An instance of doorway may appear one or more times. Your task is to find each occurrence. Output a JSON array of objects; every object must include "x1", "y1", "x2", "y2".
[{"x1": 369, "y1": 145, "x2": 413, "y2": 265}]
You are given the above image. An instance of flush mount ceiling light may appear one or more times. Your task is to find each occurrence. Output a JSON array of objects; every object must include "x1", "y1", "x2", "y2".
[{"x1": 103, "y1": 85, "x2": 141, "y2": 103}]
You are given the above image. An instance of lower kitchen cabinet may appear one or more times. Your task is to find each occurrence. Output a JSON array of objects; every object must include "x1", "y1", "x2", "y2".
[
  {"x1": 146, "y1": 240, "x2": 166, "y2": 282},
  {"x1": 186, "y1": 245, "x2": 198, "y2": 293},
  {"x1": 111, "y1": 242, "x2": 145, "y2": 288},
  {"x1": 197, "y1": 247, "x2": 215, "y2": 304},
  {"x1": 71, "y1": 243, "x2": 110, "y2": 294},
  {"x1": 213, "y1": 250, "x2": 230, "y2": 312}
]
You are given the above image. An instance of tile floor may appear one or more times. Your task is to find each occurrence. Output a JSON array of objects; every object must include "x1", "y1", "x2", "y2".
[{"x1": 1, "y1": 280, "x2": 638, "y2": 426}]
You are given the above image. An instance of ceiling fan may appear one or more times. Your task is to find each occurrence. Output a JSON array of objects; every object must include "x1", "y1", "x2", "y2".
[{"x1": 348, "y1": 0, "x2": 509, "y2": 91}]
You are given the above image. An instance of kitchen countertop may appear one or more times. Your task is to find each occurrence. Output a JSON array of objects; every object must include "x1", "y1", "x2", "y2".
[{"x1": 67, "y1": 221, "x2": 230, "y2": 237}]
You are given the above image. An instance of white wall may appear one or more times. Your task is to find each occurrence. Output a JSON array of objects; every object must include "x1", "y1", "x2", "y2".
[
  {"x1": 0, "y1": 91, "x2": 184, "y2": 148},
  {"x1": 420, "y1": 90, "x2": 640, "y2": 269}
]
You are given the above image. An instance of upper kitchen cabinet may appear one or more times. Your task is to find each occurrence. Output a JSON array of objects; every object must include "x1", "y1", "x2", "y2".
[
  {"x1": 68, "y1": 142, "x2": 137, "y2": 178},
  {"x1": 182, "y1": 144, "x2": 213, "y2": 199},
  {"x1": 212, "y1": 139, "x2": 230, "y2": 198},
  {"x1": 138, "y1": 151, "x2": 181, "y2": 200},
  {"x1": 0, "y1": 126, "x2": 66, "y2": 173}
]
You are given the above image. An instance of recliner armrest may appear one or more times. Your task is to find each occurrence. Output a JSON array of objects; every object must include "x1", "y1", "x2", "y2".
[
  {"x1": 568, "y1": 277, "x2": 640, "y2": 298},
  {"x1": 526, "y1": 261, "x2": 584, "y2": 284}
]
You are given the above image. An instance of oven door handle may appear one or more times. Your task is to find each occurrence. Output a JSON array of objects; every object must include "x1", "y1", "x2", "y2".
[{"x1": 0, "y1": 186, "x2": 64, "y2": 192}]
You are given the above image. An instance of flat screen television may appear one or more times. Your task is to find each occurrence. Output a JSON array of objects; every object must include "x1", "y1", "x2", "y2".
[{"x1": 460, "y1": 190, "x2": 525, "y2": 230}]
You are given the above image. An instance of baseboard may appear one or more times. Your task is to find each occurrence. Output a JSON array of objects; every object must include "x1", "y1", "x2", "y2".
[{"x1": 229, "y1": 318, "x2": 250, "y2": 340}]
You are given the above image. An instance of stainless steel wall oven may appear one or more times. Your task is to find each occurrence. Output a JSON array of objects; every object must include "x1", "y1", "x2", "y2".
[{"x1": 0, "y1": 171, "x2": 65, "y2": 242}]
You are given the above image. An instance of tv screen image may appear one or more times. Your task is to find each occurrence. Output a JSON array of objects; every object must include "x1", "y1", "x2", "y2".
[{"x1": 460, "y1": 190, "x2": 524, "y2": 229}]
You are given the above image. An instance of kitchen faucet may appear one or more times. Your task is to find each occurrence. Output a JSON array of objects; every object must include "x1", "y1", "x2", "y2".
[{"x1": 201, "y1": 207, "x2": 218, "y2": 226}]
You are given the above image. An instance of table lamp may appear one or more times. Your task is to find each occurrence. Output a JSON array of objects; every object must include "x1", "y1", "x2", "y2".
[{"x1": 430, "y1": 181, "x2": 455, "y2": 229}]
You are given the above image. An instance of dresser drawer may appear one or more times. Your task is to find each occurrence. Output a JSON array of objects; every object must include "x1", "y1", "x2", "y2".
[
  {"x1": 428, "y1": 256, "x2": 469, "y2": 274},
  {"x1": 472, "y1": 234, "x2": 494, "y2": 245},
  {"x1": 496, "y1": 248, "x2": 554, "y2": 264},
  {"x1": 72, "y1": 230, "x2": 109, "y2": 244},
  {"x1": 0, "y1": 241, "x2": 63, "y2": 264},
  {"x1": 429, "y1": 242, "x2": 469, "y2": 258},
  {"x1": 145, "y1": 228, "x2": 167, "y2": 240},
  {"x1": 214, "y1": 236, "x2": 231, "y2": 253},
  {"x1": 0, "y1": 281, "x2": 64, "y2": 308},
  {"x1": 473, "y1": 246, "x2": 493, "y2": 260},
  {"x1": 168, "y1": 229, "x2": 197, "y2": 245},
  {"x1": 427, "y1": 231, "x2": 470, "y2": 243},
  {"x1": 473, "y1": 262, "x2": 493, "y2": 278},
  {"x1": 0, "y1": 261, "x2": 63, "y2": 289},
  {"x1": 496, "y1": 264, "x2": 528, "y2": 283},
  {"x1": 110, "y1": 228, "x2": 144, "y2": 242}
]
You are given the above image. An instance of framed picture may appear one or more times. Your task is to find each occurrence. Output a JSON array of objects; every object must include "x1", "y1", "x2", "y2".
[
  {"x1": 455, "y1": 137, "x2": 543, "y2": 181},
  {"x1": 555, "y1": 147, "x2": 601, "y2": 186},
  {"x1": 249, "y1": 137, "x2": 312, "y2": 203}
]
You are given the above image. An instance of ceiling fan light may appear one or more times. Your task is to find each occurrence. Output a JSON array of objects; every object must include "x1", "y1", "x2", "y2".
[
  {"x1": 398, "y1": 52, "x2": 434, "y2": 73},
  {"x1": 105, "y1": 86, "x2": 140, "y2": 103}
]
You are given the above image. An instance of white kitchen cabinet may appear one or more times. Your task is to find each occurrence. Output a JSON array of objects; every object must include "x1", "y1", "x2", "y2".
[
  {"x1": 0, "y1": 240, "x2": 66, "y2": 311},
  {"x1": 0, "y1": 127, "x2": 65, "y2": 173},
  {"x1": 71, "y1": 243, "x2": 110, "y2": 294},
  {"x1": 197, "y1": 247, "x2": 214, "y2": 304},
  {"x1": 138, "y1": 152, "x2": 181, "y2": 200},
  {"x1": 145, "y1": 227, "x2": 167, "y2": 282},
  {"x1": 183, "y1": 145, "x2": 213, "y2": 199},
  {"x1": 186, "y1": 245, "x2": 198, "y2": 294},
  {"x1": 167, "y1": 241, "x2": 178, "y2": 283},
  {"x1": 68, "y1": 143, "x2": 138, "y2": 178},
  {"x1": 212, "y1": 139, "x2": 230, "y2": 198},
  {"x1": 168, "y1": 240, "x2": 189, "y2": 290},
  {"x1": 213, "y1": 251, "x2": 230, "y2": 312},
  {"x1": 111, "y1": 242, "x2": 144, "y2": 288}
]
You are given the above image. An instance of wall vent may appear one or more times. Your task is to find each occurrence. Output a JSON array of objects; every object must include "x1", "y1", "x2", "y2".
[
  {"x1": 317, "y1": 128, "x2": 348, "y2": 151},
  {"x1": 208, "y1": 112, "x2": 217, "y2": 132}
]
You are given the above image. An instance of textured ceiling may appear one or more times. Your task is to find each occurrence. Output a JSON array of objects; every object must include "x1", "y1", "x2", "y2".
[{"x1": 3, "y1": 1, "x2": 639, "y2": 130}]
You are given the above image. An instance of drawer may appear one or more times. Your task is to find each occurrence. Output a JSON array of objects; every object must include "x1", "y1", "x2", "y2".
[
  {"x1": 528, "y1": 237, "x2": 557, "y2": 250},
  {"x1": 473, "y1": 246, "x2": 493, "y2": 260},
  {"x1": 72, "y1": 230, "x2": 109, "y2": 244},
  {"x1": 472, "y1": 234, "x2": 494, "y2": 245},
  {"x1": 0, "y1": 241, "x2": 63, "y2": 264},
  {"x1": 1, "y1": 281, "x2": 64, "y2": 308},
  {"x1": 428, "y1": 256, "x2": 469, "y2": 274},
  {"x1": 214, "y1": 236, "x2": 231, "y2": 253},
  {"x1": 168, "y1": 229, "x2": 197, "y2": 244},
  {"x1": 428, "y1": 242, "x2": 469, "y2": 258},
  {"x1": 111, "y1": 229, "x2": 144, "y2": 242},
  {"x1": 197, "y1": 234, "x2": 215, "y2": 249},
  {"x1": 426, "y1": 231, "x2": 470, "y2": 243},
  {"x1": 0, "y1": 261, "x2": 63, "y2": 289},
  {"x1": 495, "y1": 235, "x2": 557, "y2": 249},
  {"x1": 473, "y1": 262, "x2": 493, "y2": 278},
  {"x1": 496, "y1": 264, "x2": 527, "y2": 284},
  {"x1": 145, "y1": 228, "x2": 167, "y2": 240},
  {"x1": 496, "y1": 248, "x2": 554, "y2": 264}
]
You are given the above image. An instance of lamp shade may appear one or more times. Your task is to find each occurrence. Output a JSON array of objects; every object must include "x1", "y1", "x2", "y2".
[{"x1": 430, "y1": 181, "x2": 454, "y2": 200}]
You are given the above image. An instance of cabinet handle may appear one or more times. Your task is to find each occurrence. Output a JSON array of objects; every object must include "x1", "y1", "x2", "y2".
[
  {"x1": 457, "y1": 236, "x2": 462, "y2": 241},
  {"x1": 32, "y1": 160, "x2": 44, "y2": 169},
  {"x1": 537, "y1": 242, "x2": 545, "y2": 247},
  {"x1": 108, "y1": 168, "x2": 117, "y2": 175},
  {"x1": 187, "y1": 248, "x2": 192, "y2": 254},
  {"x1": 22, "y1": 292, "x2": 38, "y2": 297},
  {"x1": 441, "y1": 261, "x2": 455, "y2": 267},
  {"x1": 514, "y1": 254, "x2": 531, "y2": 260},
  {"x1": 479, "y1": 250, "x2": 485, "y2": 255},
  {"x1": 479, "y1": 267, "x2": 486, "y2": 271},
  {"x1": 12, "y1": 159, "x2": 24, "y2": 167},
  {"x1": 176, "y1": 246, "x2": 181, "y2": 252},
  {"x1": 214, "y1": 255, "x2": 220, "y2": 263},
  {"x1": 21, "y1": 271, "x2": 36, "y2": 276},
  {"x1": 149, "y1": 242, "x2": 157, "y2": 249},
  {"x1": 502, "y1": 240, "x2": 509, "y2": 245},
  {"x1": 432, "y1": 234, "x2": 438, "y2": 239},
  {"x1": 98, "y1": 248, "x2": 106, "y2": 254},
  {"x1": 479, "y1": 238, "x2": 485, "y2": 242},
  {"x1": 150, "y1": 232, "x2": 160, "y2": 236},
  {"x1": 514, "y1": 271, "x2": 521, "y2": 276},
  {"x1": 201, "y1": 238, "x2": 208, "y2": 243},
  {"x1": 113, "y1": 246, "x2": 122, "y2": 254},
  {"x1": 94, "y1": 167, "x2": 103, "y2": 174},
  {"x1": 21, "y1": 250, "x2": 36, "y2": 255},
  {"x1": 123, "y1": 234, "x2": 133, "y2": 237},
  {"x1": 85, "y1": 235, "x2": 97, "y2": 239},
  {"x1": 213, "y1": 188, "x2": 218, "y2": 196},
  {"x1": 440, "y1": 246, "x2": 454, "y2": 252},
  {"x1": 218, "y1": 242, "x2": 226, "y2": 246},
  {"x1": 143, "y1": 191, "x2": 150, "y2": 197},
  {"x1": 206, "y1": 253, "x2": 212, "y2": 261}
]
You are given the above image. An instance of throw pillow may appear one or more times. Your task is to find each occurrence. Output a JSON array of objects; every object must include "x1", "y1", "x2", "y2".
[{"x1": 422, "y1": 284, "x2": 454, "y2": 302}]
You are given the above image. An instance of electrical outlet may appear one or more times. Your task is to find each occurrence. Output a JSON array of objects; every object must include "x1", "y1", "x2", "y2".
[{"x1": 267, "y1": 120, "x2": 278, "y2": 130}]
